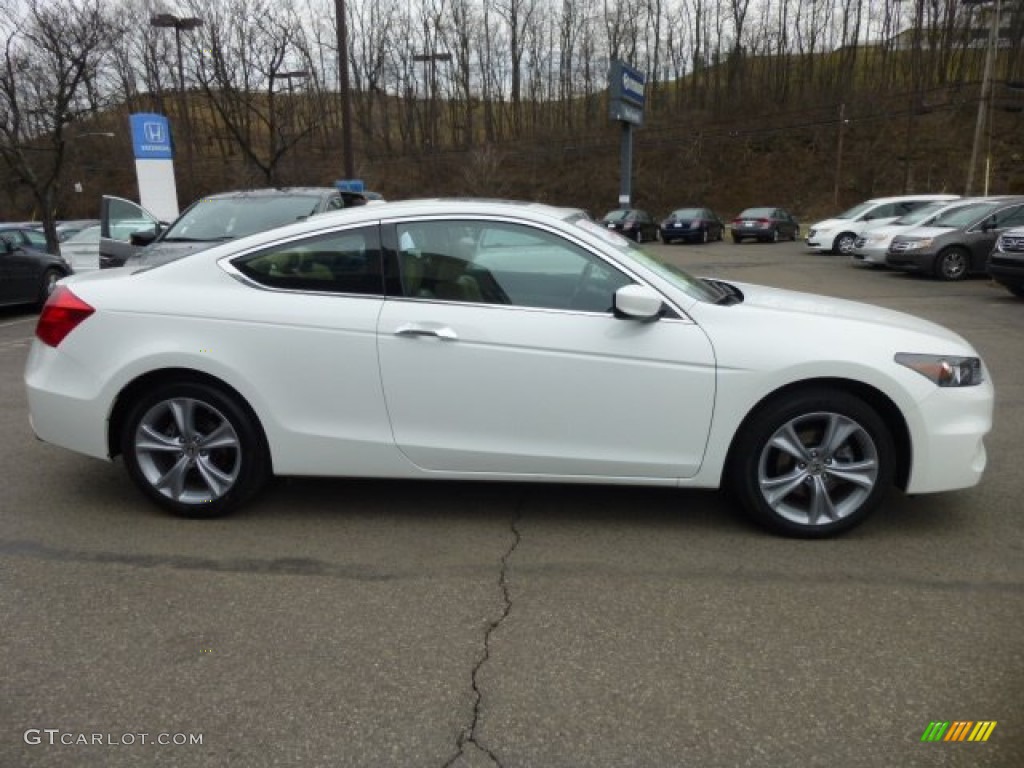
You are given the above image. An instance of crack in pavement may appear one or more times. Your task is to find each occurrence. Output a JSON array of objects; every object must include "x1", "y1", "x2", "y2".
[{"x1": 443, "y1": 512, "x2": 521, "y2": 768}]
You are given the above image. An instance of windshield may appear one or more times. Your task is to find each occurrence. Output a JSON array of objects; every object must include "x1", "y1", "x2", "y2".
[
  {"x1": 161, "y1": 195, "x2": 323, "y2": 241},
  {"x1": 737, "y1": 208, "x2": 774, "y2": 218},
  {"x1": 892, "y1": 201, "x2": 949, "y2": 226},
  {"x1": 835, "y1": 201, "x2": 875, "y2": 220},
  {"x1": 930, "y1": 202, "x2": 1000, "y2": 229},
  {"x1": 670, "y1": 208, "x2": 704, "y2": 219},
  {"x1": 571, "y1": 215, "x2": 720, "y2": 303},
  {"x1": 602, "y1": 209, "x2": 630, "y2": 222}
]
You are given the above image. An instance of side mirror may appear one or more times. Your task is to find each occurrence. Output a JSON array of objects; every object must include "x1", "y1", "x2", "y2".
[
  {"x1": 129, "y1": 228, "x2": 158, "y2": 246},
  {"x1": 613, "y1": 284, "x2": 664, "y2": 321}
]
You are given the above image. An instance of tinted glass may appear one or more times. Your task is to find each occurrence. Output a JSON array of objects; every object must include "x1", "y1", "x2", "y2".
[
  {"x1": 396, "y1": 220, "x2": 632, "y2": 312},
  {"x1": 232, "y1": 226, "x2": 383, "y2": 295},
  {"x1": 671, "y1": 209, "x2": 704, "y2": 219},
  {"x1": 738, "y1": 208, "x2": 774, "y2": 218},
  {"x1": 932, "y1": 202, "x2": 1000, "y2": 228}
]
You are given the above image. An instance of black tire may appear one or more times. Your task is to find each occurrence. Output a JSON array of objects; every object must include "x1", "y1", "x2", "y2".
[
  {"x1": 732, "y1": 234, "x2": 743, "y2": 243},
  {"x1": 771, "y1": 228, "x2": 780, "y2": 243},
  {"x1": 833, "y1": 232, "x2": 857, "y2": 255},
  {"x1": 37, "y1": 268, "x2": 62, "y2": 309},
  {"x1": 727, "y1": 389, "x2": 895, "y2": 538},
  {"x1": 701, "y1": 229, "x2": 710, "y2": 244},
  {"x1": 635, "y1": 230, "x2": 644, "y2": 244},
  {"x1": 1005, "y1": 284, "x2": 1024, "y2": 298},
  {"x1": 120, "y1": 380, "x2": 270, "y2": 518},
  {"x1": 934, "y1": 246, "x2": 970, "y2": 281}
]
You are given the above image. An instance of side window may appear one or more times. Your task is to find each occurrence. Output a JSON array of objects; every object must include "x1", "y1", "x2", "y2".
[
  {"x1": 232, "y1": 226, "x2": 383, "y2": 295},
  {"x1": 107, "y1": 199, "x2": 159, "y2": 242},
  {"x1": 994, "y1": 205, "x2": 1024, "y2": 229},
  {"x1": 325, "y1": 196, "x2": 345, "y2": 211},
  {"x1": 396, "y1": 220, "x2": 633, "y2": 312},
  {"x1": 867, "y1": 204, "x2": 895, "y2": 219},
  {"x1": 24, "y1": 229, "x2": 48, "y2": 249}
]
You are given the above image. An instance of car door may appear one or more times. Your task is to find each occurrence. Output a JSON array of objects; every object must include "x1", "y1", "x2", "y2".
[
  {"x1": 0, "y1": 230, "x2": 42, "y2": 302},
  {"x1": 967, "y1": 204, "x2": 1024, "y2": 270},
  {"x1": 377, "y1": 217, "x2": 717, "y2": 479},
  {"x1": 100, "y1": 195, "x2": 163, "y2": 268}
]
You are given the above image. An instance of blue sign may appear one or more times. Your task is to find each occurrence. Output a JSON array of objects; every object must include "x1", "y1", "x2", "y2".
[
  {"x1": 609, "y1": 61, "x2": 645, "y2": 110},
  {"x1": 336, "y1": 179, "x2": 365, "y2": 193},
  {"x1": 130, "y1": 113, "x2": 173, "y2": 160}
]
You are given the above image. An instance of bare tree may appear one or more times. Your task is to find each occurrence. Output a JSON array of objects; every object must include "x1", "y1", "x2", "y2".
[{"x1": 0, "y1": 0, "x2": 113, "y2": 252}]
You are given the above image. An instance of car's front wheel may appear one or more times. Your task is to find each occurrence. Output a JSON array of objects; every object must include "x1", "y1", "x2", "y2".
[
  {"x1": 121, "y1": 380, "x2": 270, "y2": 518},
  {"x1": 728, "y1": 389, "x2": 894, "y2": 538},
  {"x1": 833, "y1": 233, "x2": 857, "y2": 255},
  {"x1": 934, "y1": 246, "x2": 970, "y2": 281}
]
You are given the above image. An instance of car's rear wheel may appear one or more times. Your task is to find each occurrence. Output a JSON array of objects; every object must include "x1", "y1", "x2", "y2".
[
  {"x1": 934, "y1": 246, "x2": 970, "y2": 281},
  {"x1": 1005, "y1": 284, "x2": 1024, "y2": 298},
  {"x1": 36, "y1": 269, "x2": 62, "y2": 309},
  {"x1": 121, "y1": 380, "x2": 269, "y2": 518},
  {"x1": 728, "y1": 389, "x2": 894, "y2": 538},
  {"x1": 732, "y1": 234, "x2": 743, "y2": 243},
  {"x1": 833, "y1": 233, "x2": 857, "y2": 255},
  {"x1": 702, "y1": 229, "x2": 710, "y2": 244}
]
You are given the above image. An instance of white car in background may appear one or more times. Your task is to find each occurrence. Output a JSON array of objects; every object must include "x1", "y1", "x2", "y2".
[
  {"x1": 851, "y1": 200, "x2": 981, "y2": 267},
  {"x1": 807, "y1": 194, "x2": 960, "y2": 255},
  {"x1": 25, "y1": 199, "x2": 994, "y2": 538},
  {"x1": 58, "y1": 224, "x2": 101, "y2": 272}
]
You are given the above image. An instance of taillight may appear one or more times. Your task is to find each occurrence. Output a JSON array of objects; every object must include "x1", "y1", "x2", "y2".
[
  {"x1": 759, "y1": 218, "x2": 771, "y2": 227},
  {"x1": 36, "y1": 286, "x2": 95, "y2": 347}
]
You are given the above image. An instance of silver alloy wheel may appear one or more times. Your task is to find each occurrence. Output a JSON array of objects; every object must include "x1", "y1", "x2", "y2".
[
  {"x1": 133, "y1": 397, "x2": 242, "y2": 505},
  {"x1": 835, "y1": 234, "x2": 856, "y2": 254},
  {"x1": 757, "y1": 411, "x2": 879, "y2": 527}
]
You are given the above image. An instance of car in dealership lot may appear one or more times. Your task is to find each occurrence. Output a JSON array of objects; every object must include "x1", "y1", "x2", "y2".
[
  {"x1": 59, "y1": 224, "x2": 101, "y2": 272},
  {"x1": 0, "y1": 223, "x2": 51, "y2": 253},
  {"x1": 807, "y1": 194, "x2": 959, "y2": 255},
  {"x1": 729, "y1": 207, "x2": 800, "y2": 243},
  {"x1": 886, "y1": 196, "x2": 1024, "y2": 280},
  {"x1": 0, "y1": 229, "x2": 71, "y2": 309},
  {"x1": 987, "y1": 226, "x2": 1024, "y2": 297},
  {"x1": 26, "y1": 199, "x2": 994, "y2": 538},
  {"x1": 99, "y1": 187, "x2": 364, "y2": 269},
  {"x1": 599, "y1": 208, "x2": 659, "y2": 243},
  {"x1": 55, "y1": 219, "x2": 100, "y2": 242},
  {"x1": 851, "y1": 199, "x2": 981, "y2": 267},
  {"x1": 659, "y1": 207, "x2": 724, "y2": 244}
]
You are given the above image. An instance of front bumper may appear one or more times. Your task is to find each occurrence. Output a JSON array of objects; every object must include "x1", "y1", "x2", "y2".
[
  {"x1": 851, "y1": 245, "x2": 889, "y2": 265},
  {"x1": 987, "y1": 254, "x2": 1024, "y2": 289},
  {"x1": 886, "y1": 248, "x2": 935, "y2": 272},
  {"x1": 904, "y1": 376, "x2": 993, "y2": 494}
]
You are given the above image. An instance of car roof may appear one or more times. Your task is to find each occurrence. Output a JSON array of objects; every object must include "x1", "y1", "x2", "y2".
[
  {"x1": 200, "y1": 187, "x2": 338, "y2": 201},
  {"x1": 862, "y1": 194, "x2": 960, "y2": 204}
]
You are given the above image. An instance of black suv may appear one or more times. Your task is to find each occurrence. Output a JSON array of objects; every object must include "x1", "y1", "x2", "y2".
[{"x1": 988, "y1": 227, "x2": 1024, "y2": 298}]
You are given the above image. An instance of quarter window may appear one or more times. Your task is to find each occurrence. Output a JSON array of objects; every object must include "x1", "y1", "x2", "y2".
[
  {"x1": 396, "y1": 220, "x2": 633, "y2": 312},
  {"x1": 232, "y1": 226, "x2": 383, "y2": 295}
]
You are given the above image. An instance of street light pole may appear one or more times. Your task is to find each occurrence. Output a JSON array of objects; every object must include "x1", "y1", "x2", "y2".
[
  {"x1": 334, "y1": 0, "x2": 354, "y2": 178},
  {"x1": 413, "y1": 51, "x2": 452, "y2": 149},
  {"x1": 963, "y1": 0, "x2": 1001, "y2": 196},
  {"x1": 150, "y1": 13, "x2": 204, "y2": 205}
]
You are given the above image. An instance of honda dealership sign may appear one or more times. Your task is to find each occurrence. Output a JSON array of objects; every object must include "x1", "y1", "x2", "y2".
[
  {"x1": 608, "y1": 61, "x2": 646, "y2": 126},
  {"x1": 129, "y1": 113, "x2": 179, "y2": 220}
]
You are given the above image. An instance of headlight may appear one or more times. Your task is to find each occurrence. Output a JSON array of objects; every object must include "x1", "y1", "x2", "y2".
[
  {"x1": 865, "y1": 234, "x2": 887, "y2": 246},
  {"x1": 895, "y1": 353, "x2": 983, "y2": 387},
  {"x1": 900, "y1": 238, "x2": 933, "y2": 251}
]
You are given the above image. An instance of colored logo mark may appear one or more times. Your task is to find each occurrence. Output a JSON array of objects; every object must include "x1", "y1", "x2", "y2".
[{"x1": 921, "y1": 721, "x2": 997, "y2": 742}]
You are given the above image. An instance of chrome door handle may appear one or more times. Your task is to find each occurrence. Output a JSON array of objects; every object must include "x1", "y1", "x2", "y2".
[{"x1": 394, "y1": 323, "x2": 459, "y2": 341}]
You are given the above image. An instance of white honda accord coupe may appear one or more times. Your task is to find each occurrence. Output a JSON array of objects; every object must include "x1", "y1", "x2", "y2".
[{"x1": 25, "y1": 199, "x2": 993, "y2": 537}]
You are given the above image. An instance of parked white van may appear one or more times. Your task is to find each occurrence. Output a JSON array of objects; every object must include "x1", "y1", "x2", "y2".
[{"x1": 806, "y1": 194, "x2": 960, "y2": 255}]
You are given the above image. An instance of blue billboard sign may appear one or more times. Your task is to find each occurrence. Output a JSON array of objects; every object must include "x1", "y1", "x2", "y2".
[{"x1": 129, "y1": 113, "x2": 173, "y2": 160}]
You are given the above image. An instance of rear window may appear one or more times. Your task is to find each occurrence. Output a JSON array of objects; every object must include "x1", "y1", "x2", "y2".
[{"x1": 231, "y1": 226, "x2": 383, "y2": 295}]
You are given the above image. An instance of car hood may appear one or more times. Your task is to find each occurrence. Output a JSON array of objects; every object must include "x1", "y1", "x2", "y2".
[
  {"x1": 126, "y1": 240, "x2": 219, "y2": 268},
  {"x1": 892, "y1": 225, "x2": 948, "y2": 240},
  {"x1": 721, "y1": 281, "x2": 967, "y2": 343},
  {"x1": 809, "y1": 218, "x2": 851, "y2": 231}
]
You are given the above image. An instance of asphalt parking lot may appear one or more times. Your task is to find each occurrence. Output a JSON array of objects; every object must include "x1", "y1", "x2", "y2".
[{"x1": 2, "y1": 240, "x2": 1022, "y2": 767}]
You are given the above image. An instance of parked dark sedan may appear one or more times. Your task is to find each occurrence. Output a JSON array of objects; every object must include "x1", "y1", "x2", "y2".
[
  {"x1": 659, "y1": 207, "x2": 724, "y2": 244},
  {"x1": 730, "y1": 207, "x2": 800, "y2": 243},
  {"x1": 600, "y1": 208, "x2": 659, "y2": 243},
  {"x1": 0, "y1": 229, "x2": 71, "y2": 309},
  {"x1": 988, "y1": 226, "x2": 1024, "y2": 297}
]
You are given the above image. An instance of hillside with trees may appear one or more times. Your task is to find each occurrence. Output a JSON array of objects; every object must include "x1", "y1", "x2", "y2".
[{"x1": 2, "y1": 0, "x2": 1022, "y2": 249}]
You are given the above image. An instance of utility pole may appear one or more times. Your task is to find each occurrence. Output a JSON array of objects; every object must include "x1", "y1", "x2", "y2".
[{"x1": 334, "y1": 0, "x2": 354, "y2": 178}]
